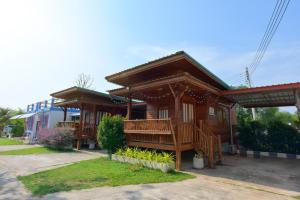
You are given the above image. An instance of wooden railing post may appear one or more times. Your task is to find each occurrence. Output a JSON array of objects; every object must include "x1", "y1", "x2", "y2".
[{"x1": 217, "y1": 135, "x2": 222, "y2": 163}]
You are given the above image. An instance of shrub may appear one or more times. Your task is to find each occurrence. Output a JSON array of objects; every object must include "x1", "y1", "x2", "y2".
[
  {"x1": 267, "y1": 121, "x2": 300, "y2": 154},
  {"x1": 237, "y1": 120, "x2": 268, "y2": 151},
  {"x1": 97, "y1": 114, "x2": 125, "y2": 159},
  {"x1": 12, "y1": 124, "x2": 24, "y2": 137},
  {"x1": 238, "y1": 120, "x2": 300, "y2": 154},
  {"x1": 115, "y1": 147, "x2": 175, "y2": 164},
  {"x1": 37, "y1": 128, "x2": 74, "y2": 150}
]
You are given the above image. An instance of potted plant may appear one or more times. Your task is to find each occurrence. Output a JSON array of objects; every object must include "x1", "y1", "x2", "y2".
[
  {"x1": 193, "y1": 151, "x2": 204, "y2": 169},
  {"x1": 88, "y1": 139, "x2": 96, "y2": 149}
]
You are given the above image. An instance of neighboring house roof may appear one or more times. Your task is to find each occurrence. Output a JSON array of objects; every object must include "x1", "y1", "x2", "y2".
[
  {"x1": 50, "y1": 86, "x2": 127, "y2": 102},
  {"x1": 10, "y1": 112, "x2": 35, "y2": 120},
  {"x1": 106, "y1": 51, "x2": 230, "y2": 90}
]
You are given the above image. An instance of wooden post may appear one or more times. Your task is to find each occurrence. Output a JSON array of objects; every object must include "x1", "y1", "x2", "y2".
[
  {"x1": 168, "y1": 84, "x2": 189, "y2": 171},
  {"x1": 217, "y1": 134, "x2": 222, "y2": 163},
  {"x1": 63, "y1": 107, "x2": 67, "y2": 122},
  {"x1": 228, "y1": 106, "x2": 234, "y2": 145},
  {"x1": 209, "y1": 135, "x2": 214, "y2": 168},
  {"x1": 77, "y1": 104, "x2": 84, "y2": 150},
  {"x1": 175, "y1": 150, "x2": 181, "y2": 170},
  {"x1": 93, "y1": 104, "x2": 97, "y2": 140},
  {"x1": 127, "y1": 95, "x2": 132, "y2": 120}
]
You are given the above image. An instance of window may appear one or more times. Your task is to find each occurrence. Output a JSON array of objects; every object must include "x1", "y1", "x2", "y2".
[
  {"x1": 42, "y1": 115, "x2": 49, "y2": 128},
  {"x1": 209, "y1": 107, "x2": 215, "y2": 116},
  {"x1": 183, "y1": 103, "x2": 194, "y2": 123},
  {"x1": 97, "y1": 111, "x2": 108, "y2": 125},
  {"x1": 158, "y1": 108, "x2": 168, "y2": 119}
]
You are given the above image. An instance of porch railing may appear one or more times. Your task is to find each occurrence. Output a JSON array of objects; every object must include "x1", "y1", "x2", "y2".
[
  {"x1": 57, "y1": 121, "x2": 79, "y2": 129},
  {"x1": 124, "y1": 119, "x2": 172, "y2": 134},
  {"x1": 124, "y1": 119, "x2": 178, "y2": 147}
]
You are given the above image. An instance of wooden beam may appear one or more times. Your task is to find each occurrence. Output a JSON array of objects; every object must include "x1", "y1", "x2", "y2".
[
  {"x1": 217, "y1": 134, "x2": 222, "y2": 163},
  {"x1": 77, "y1": 104, "x2": 84, "y2": 150},
  {"x1": 110, "y1": 73, "x2": 221, "y2": 96},
  {"x1": 63, "y1": 107, "x2": 67, "y2": 122},
  {"x1": 175, "y1": 150, "x2": 181, "y2": 170},
  {"x1": 127, "y1": 94, "x2": 132, "y2": 120},
  {"x1": 168, "y1": 84, "x2": 176, "y2": 98},
  {"x1": 93, "y1": 104, "x2": 97, "y2": 140}
]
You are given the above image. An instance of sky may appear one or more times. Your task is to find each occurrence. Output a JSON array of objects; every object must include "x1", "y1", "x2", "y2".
[{"x1": 0, "y1": 0, "x2": 299, "y2": 112}]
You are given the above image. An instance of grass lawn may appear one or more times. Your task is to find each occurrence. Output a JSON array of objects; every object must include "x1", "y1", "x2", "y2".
[
  {"x1": 0, "y1": 146, "x2": 73, "y2": 155},
  {"x1": 18, "y1": 158, "x2": 195, "y2": 196},
  {"x1": 0, "y1": 138, "x2": 23, "y2": 145}
]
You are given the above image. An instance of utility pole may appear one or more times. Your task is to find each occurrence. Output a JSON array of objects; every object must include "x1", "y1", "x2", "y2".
[{"x1": 245, "y1": 67, "x2": 256, "y2": 120}]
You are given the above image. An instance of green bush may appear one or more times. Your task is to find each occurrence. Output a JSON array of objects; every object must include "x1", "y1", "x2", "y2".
[
  {"x1": 267, "y1": 121, "x2": 300, "y2": 154},
  {"x1": 10, "y1": 119, "x2": 25, "y2": 137},
  {"x1": 97, "y1": 115, "x2": 125, "y2": 159},
  {"x1": 12, "y1": 123, "x2": 24, "y2": 137},
  {"x1": 237, "y1": 121, "x2": 268, "y2": 151},
  {"x1": 115, "y1": 147, "x2": 175, "y2": 164},
  {"x1": 238, "y1": 120, "x2": 300, "y2": 154}
]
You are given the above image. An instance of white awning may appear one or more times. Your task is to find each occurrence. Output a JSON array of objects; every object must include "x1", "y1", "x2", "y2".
[
  {"x1": 10, "y1": 114, "x2": 23, "y2": 120},
  {"x1": 10, "y1": 113, "x2": 36, "y2": 120},
  {"x1": 70, "y1": 112, "x2": 80, "y2": 116},
  {"x1": 19, "y1": 113, "x2": 36, "y2": 119}
]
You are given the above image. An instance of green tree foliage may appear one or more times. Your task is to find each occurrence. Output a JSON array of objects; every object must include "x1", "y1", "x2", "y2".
[
  {"x1": 237, "y1": 121, "x2": 268, "y2": 151},
  {"x1": 267, "y1": 121, "x2": 300, "y2": 154},
  {"x1": 236, "y1": 105, "x2": 253, "y2": 127},
  {"x1": 97, "y1": 115, "x2": 125, "y2": 159},
  {"x1": 237, "y1": 119, "x2": 300, "y2": 154},
  {"x1": 0, "y1": 107, "x2": 11, "y2": 131},
  {"x1": 0, "y1": 108, "x2": 24, "y2": 136}
]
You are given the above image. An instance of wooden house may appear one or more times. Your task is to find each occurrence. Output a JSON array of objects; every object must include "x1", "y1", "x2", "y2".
[
  {"x1": 50, "y1": 51, "x2": 300, "y2": 170},
  {"x1": 51, "y1": 86, "x2": 146, "y2": 149},
  {"x1": 106, "y1": 51, "x2": 236, "y2": 170}
]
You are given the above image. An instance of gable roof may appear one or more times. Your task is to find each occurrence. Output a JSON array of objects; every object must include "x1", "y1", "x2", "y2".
[
  {"x1": 50, "y1": 86, "x2": 126, "y2": 102},
  {"x1": 106, "y1": 51, "x2": 230, "y2": 90}
]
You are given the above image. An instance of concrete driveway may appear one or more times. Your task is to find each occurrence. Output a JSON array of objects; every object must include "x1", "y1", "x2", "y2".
[
  {"x1": 185, "y1": 155, "x2": 300, "y2": 193},
  {"x1": 0, "y1": 149, "x2": 105, "y2": 200},
  {"x1": 0, "y1": 148, "x2": 299, "y2": 200}
]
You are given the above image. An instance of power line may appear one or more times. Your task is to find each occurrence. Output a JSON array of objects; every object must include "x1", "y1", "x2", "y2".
[
  {"x1": 225, "y1": 0, "x2": 291, "y2": 86},
  {"x1": 248, "y1": 0, "x2": 282, "y2": 72},
  {"x1": 249, "y1": 0, "x2": 291, "y2": 75}
]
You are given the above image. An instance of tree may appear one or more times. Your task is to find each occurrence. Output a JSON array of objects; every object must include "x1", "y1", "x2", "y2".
[
  {"x1": 0, "y1": 108, "x2": 25, "y2": 136},
  {"x1": 74, "y1": 73, "x2": 94, "y2": 89},
  {"x1": 97, "y1": 115, "x2": 125, "y2": 159},
  {"x1": 0, "y1": 108, "x2": 12, "y2": 132}
]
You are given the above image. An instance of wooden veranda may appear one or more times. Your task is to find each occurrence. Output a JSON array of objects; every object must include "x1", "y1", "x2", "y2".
[
  {"x1": 107, "y1": 52, "x2": 235, "y2": 170},
  {"x1": 51, "y1": 87, "x2": 129, "y2": 149}
]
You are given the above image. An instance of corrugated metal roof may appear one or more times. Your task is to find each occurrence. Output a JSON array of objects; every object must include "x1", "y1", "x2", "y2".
[{"x1": 222, "y1": 82, "x2": 300, "y2": 107}]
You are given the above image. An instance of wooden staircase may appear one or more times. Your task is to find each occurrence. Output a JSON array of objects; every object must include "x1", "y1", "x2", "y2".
[{"x1": 193, "y1": 120, "x2": 222, "y2": 168}]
